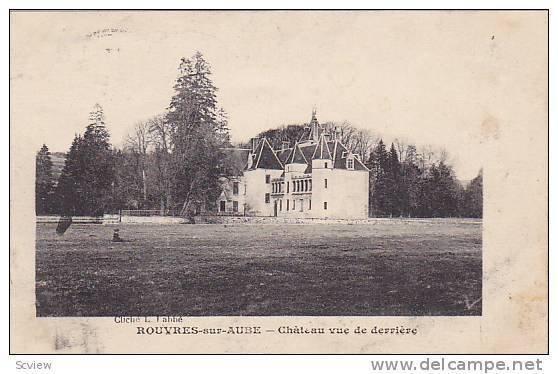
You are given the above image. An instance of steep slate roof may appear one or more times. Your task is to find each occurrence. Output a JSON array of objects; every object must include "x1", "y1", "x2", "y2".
[
  {"x1": 311, "y1": 134, "x2": 332, "y2": 160},
  {"x1": 266, "y1": 138, "x2": 369, "y2": 172},
  {"x1": 277, "y1": 144, "x2": 318, "y2": 166},
  {"x1": 331, "y1": 140, "x2": 369, "y2": 171},
  {"x1": 250, "y1": 138, "x2": 284, "y2": 170},
  {"x1": 300, "y1": 143, "x2": 318, "y2": 162},
  {"x1": 248, "y1": 121, "x2": 370, "y2": 172},
  {"x1": 275, "y1": 148, "x2": 291, "y2": 165},
  {"x1": 285, "y1": 142, "x2": 308, "y2": 164}
]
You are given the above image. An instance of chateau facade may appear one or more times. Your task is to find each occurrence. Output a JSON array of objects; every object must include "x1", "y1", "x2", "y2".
[{"x1": 217, "y1": 111, "x2": 370, "y2": 219}]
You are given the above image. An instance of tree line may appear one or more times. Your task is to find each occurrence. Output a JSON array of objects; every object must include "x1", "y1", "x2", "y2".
[
  {"x1": 367, "y1": 140, "x2": 482, "y2": 218},
  {"x1": 35, "y1": 52, "x2": 482, "y2": 218},
  {"x1": 36, "y1": 52, "x2": 232, "y2": 218}
]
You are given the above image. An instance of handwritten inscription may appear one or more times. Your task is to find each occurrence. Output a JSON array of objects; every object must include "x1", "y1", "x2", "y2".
[{"x1": 85, "y1": 28, "x2": 127, "y2": 39}]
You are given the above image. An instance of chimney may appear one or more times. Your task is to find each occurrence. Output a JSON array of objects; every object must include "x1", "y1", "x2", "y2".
[{"x1": 334, "y1": 126, "x2": 342, "y2": 141}]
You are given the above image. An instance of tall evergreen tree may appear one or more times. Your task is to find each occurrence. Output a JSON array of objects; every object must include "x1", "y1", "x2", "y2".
[
  {"x1": 401, "y1": 146, "x2": 421, "y2": 217},
  {"x1": 53, "y1": 104, "x2": 115, "y2": 216},
  {"x1": 461, "y1": 169, "x2": 483, "y2": 218},
  {"x1": 54, "y1": 135, "x2": 83, "y2": 215},
  {"x1": 79, "y1": 104, "x2": 115, "y2": 215},
  {"x1": 418, "y1": 161, "x2": 460, "y2": 217},
  {"x1": 367, "y1": 139, "x2": 390, "y2": 216},
  {"x1": 165, "y1": 52, "x2": 230, "y2": 217},
  {"x1": 35, "y1": 144, "x2": 55, "y2": 215},
  {"x1": 386, "y1": 143, "x2": 402, "y2": 216}
]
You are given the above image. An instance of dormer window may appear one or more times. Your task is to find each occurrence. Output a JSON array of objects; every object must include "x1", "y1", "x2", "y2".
[
  {"x1": 346, "y1": 156, "x2": 354, "y2": 170},
  {"x1": 324, "y1": 161, "x2": 328, "y2": 168}
]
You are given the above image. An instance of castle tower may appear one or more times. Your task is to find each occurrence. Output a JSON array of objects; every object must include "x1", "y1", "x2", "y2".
[{"x1": 299, "y1": 108, "x2": 323, "y2": 144}]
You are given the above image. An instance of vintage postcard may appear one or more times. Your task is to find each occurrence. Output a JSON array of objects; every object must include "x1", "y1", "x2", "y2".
[{"x1": 9, "y1": 10, "x2": 548, "y2": 354}]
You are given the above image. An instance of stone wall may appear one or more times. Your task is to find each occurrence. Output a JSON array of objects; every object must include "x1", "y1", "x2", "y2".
[{"x1": 36, "y1": 215, "x2": 481, "y2": 226}]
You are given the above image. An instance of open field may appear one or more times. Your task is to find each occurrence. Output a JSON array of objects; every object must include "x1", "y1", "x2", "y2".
[{"x1": 36, "y1": 219, "x2": 482, "y2": 316}]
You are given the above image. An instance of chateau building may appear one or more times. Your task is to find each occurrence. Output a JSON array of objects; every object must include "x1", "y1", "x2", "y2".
[{"x1": 217, "y1": 111, "x2": 370, "y2": 219}]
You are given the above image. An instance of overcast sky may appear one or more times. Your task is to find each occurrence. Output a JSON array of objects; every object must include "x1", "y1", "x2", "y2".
[{"x1": 11, "y1": 11, "x2": 547, "y2": 180}]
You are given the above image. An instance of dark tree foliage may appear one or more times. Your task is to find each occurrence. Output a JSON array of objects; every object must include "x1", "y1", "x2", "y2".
[
  {"x1": 386, "y1": 143, "x2": 403, "y2": 216},
  {"x1": 54, "y1": 135, "x2": 83, "y2": 215},
  {"x1": 366, "y1": 138, "x2": 480, "y2": 218},
  {"x1": 110, "y1": 149, "x2": 145, "y2": 210},
  {"x1": 146, "y1": 148, "x2": 173, "y2": 213},
  {"x1": 400, "y1": 151, "x2": 421, "y2": 217},
  {"x1": 53, "y1": 105, "x2": 115, "y2": 216},
  {"x1": 366, "y1": 140, "x2": 391, "y2": 216},
  {"x1": 80, "y1": 105, "x2": 116, "y2": 215},
  {"x1": 460, "y1": 169, "x2": 483, "y2": 218},
  {"x1": 146, "y1": 115, "x2": 173, "y2": 213},
  {"x1": 165, "y1": 52, "x2": 230, "y2": 217},
  {"x1": 35, "y1": 144, "x2": 55, "y2": 215},
  {"x1": 417, "y1": 162, "x2": 461, "y2": 217},
  {"x1": 256, "y1": 124, "x2": 306, "y2": 150}
]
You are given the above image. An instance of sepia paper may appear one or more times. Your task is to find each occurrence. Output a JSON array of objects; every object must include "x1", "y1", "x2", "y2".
[{"x1": 10, "y1": 10, "x2": 548, "y2": 354}]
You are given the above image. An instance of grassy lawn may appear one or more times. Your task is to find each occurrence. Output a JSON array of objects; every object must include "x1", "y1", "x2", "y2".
[{"x1": 36, "y1": 220, "x2": 482, "y2": 316}]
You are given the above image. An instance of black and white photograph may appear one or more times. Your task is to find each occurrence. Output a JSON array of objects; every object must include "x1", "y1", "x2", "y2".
[{"x1": 9, "y1": 9, "x2": 548, "y2": 355}]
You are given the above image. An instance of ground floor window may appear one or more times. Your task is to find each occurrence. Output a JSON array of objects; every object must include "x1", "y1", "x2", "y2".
[
  {"x1": 299, "y1": 199, "x2": 303, "y2": 212},
  {"x1": 309, "y1": 199, "x2": 312, "y2": 210},
  {"x1": 265, "y1": 193, "x2": 270, "y2": 203},
  {"x1": 232, "y1": 201, "x2": 238, "y2": 212},
  {"x1": 220, "y1": 201, "x2": 226, "y2": 212},
  {"x1": 287, "y1": 199, "x2": 289, "y2": 210},
  {"x1": 293, "y1": 199, "x2": 296, "y2": 210},
  {"x1": 324, "y1": 201, "x2": 328, "y2": 210},
  {"x1": 279, "y1": 199, "x2": 282, "y2": 211}
]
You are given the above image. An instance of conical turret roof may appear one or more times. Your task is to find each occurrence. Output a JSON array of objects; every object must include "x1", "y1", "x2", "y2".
[
  {"x1": 311, "y1": 134, "x2": 332, "y2": 160},
  {"x1": 286, "y1": 142, "x2": 308, "y2": 164}
]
